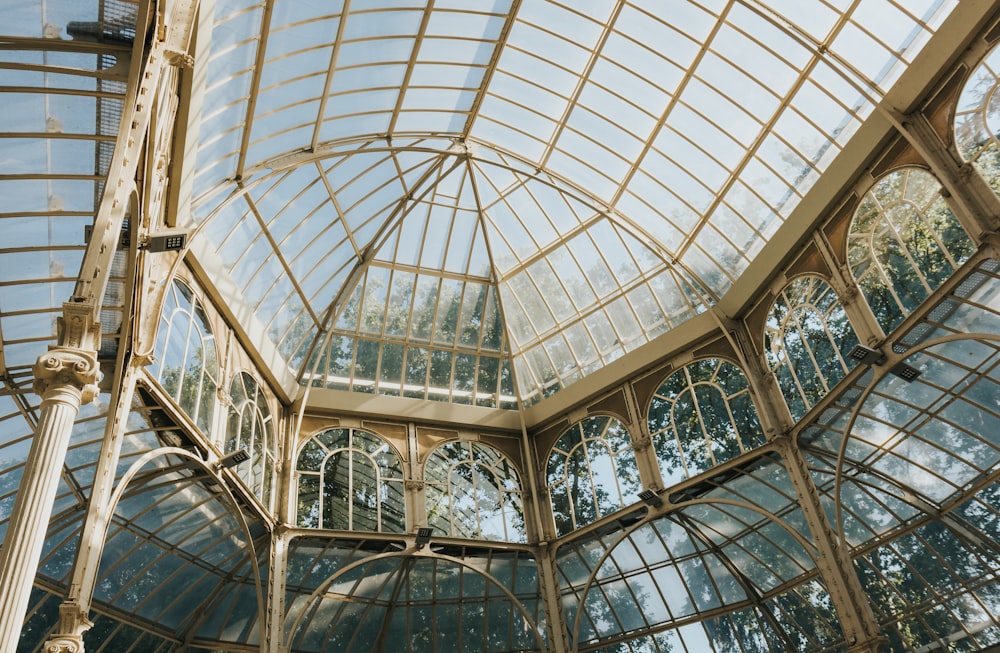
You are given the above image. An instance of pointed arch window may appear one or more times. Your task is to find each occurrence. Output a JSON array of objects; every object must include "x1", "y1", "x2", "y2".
[
  {"x1": 151, "y1": 279, "x2": 219, "y2": 433},
  {"x1": 765, "y1": 276, "x2": 859, "y2": 422},
  {"x1": 226, "y1": 372, "x2": 276, "y2": 510},
  {"x1": 295, "y1": 427, "x2": 405, "y2": 532},
  {"x1": 849, "y1": 168, "x2": 974, "y2": 333},
  {"x1": 546, "y1": 416, "x2": 641, "y2": 536},
  {"x1": 424, "y1": 440, "x2": 526, "y2": 543},
  {"x1": 648, "y1": 358, "x2": 766, "y2": 486}
]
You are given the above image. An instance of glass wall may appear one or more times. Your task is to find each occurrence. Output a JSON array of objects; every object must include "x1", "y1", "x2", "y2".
[
  {"x1": 225, "y1": 371, "x2": 276, "y2": 510},
  {"x1": 547, "y1": 416, "x2": 642, "y2": 536},
  {"x1": 848, "y1": 167, "x2": 974, "y2": 333},
  {"x1": 295, "y1": 427, "x2": 406, "y2": 532},
  {"x1": 647, "y1": 358, "x2": 766, "y2": 486},
  {"x1": 425, "y1": 440, "x2": 526, "y2": 542},
  {"x1": 150, "y1": 279, "x2": 219, "y2": 434},
  {"x1": 764, "y1": 275, "x2": 859, "y2": 421}
]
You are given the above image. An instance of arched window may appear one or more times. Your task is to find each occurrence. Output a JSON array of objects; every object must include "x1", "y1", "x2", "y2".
[
  {"x1": 295, "y1": 427, "x2": 405, "y2": 532},
  {"x1": 765, "y1": 276, "x2": 859, "y2": 422},
  {"x1": 226, "y1": 372, "x2": 276, "y2": 510},
  {"x1": 151, "y1": 279, "x2": 219, "y2": 433},
  {"x1": 546, "y1": 415, "x2": 641, "y2": 536},
  {"x1": 849, "y1": 168, "x2": 974, "y2": 333},
  {"x1": 954, "y1": 44, "x2": 1000, "y2": 193},
  {"x1": 648, "y1": 358, "x2": 766, "y2": 486},
  {"x1": 424, "y1": 441, "x2": 526, "y2": 543}
]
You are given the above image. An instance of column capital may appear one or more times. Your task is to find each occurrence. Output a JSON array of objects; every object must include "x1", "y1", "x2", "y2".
[
  {"x1": 43, "y1": 602, "x2": 92, "y2": 653},
  {"x1": 44, "y1": 638, "x2": 84, "y2": 653},
  {"x1": 33, "y1": 348, "x2": 100, "y2": 404}
]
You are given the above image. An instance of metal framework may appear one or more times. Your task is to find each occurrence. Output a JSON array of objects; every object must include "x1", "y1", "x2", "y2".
[{"x1": 4, "y1": 1, "x2": 1000, "y2": 652}]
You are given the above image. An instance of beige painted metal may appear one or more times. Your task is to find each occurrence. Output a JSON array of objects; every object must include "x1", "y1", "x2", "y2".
[
  {"x1": 776, "y1": 436, "x2": 888, "y2": 653},
  {"x1": 0, "y1": 345, "x2": 99, "y2": 652},
  {"x1": 0, "y1": 0, "x2": 200, "y2": 647},
  {"x1": 42, "y1": 365, "x2": 138, "y2": 651},
  {"x1": 895, "y1": 110, "x2": 1000, "y2": 240}
]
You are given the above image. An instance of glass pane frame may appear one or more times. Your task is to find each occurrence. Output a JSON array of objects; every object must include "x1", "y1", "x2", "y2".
[
  {"x1": 295, "y1": 427, "x2": 406, "y2": 533},
  {"x1": 546, "y1": 415, "x2": 643, "y2": 536},
  {"x1": 647, "y1": 357, "x2": 767, "y2": 486},
  {"x1": 848, "y1": 167, "x2": 975, "y2": 334},
  {"x1": 424, "y1": 440, "x2": 527, "y2": 543}
]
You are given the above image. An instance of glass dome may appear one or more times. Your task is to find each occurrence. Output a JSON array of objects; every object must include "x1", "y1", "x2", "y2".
[{"x1": 181, "y1": 0, "x2": 957, "y2": 409}]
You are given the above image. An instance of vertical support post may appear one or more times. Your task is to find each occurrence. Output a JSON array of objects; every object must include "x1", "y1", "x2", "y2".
[
  {"x1": 622, "y1": 383, "x2": 663, "y2": 494},
  {"x1": 41, "y1": 364, "x2": 140, "y2": 652},
  {"x1": 537, "y1": 542, "x2": 570, "y2": 653},
  {"x1": 894, "y1": 111, "x2": 1000, "y2": 240},
  {"x1": 518, "y1": 422, "x2": 569, "y2": 652},
  {"x1": 0, "y1": 305, "x2": 99, "y2": 652},
  {"x1": 774, "y1": 436, "x2": 886, "y2": 652},
  {"x1": 266, "y1": 526, "x2": 290, "y2": 653}
]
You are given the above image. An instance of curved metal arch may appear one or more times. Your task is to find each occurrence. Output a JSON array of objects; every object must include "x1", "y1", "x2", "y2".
[
  {"x1": 285, "y1": 547, "x2": 549, "y2": 653},
  {"x1": 566, "y1": 496, "x2": 821, "y2": 650},
  {"x1": 424, "y1": 437, "x2": 525, "y2": 484},
  {"x1": 760, "y1": 274, "x2": 857, "y2": 390},
  {"x1": 852, "y1": 163, "x2": 937, "y2": 202},
  {"x1": 423, "y1": 439, "x2": 527, "y2": 542},
  {"x1": 544, "y1": 413, "x2": 639, "y2": 523},
  {"x1": 846, "y1": 168, "x2": 971, "y2": 292},
  {"x1": 829, "y1": 332, "x2": 1000, "y2": 545},
  {"x1": 645, "y1": 356, "x2": 765, "y2": 437},
  {"x1": 293, "y1": 426, "x2": 406, "y2": 532},
  {"x1": 951, "y1": 43, "x2": 1000, "y2": 165},
  {"x1": 96, "y1": 446, "x2": 267, "y2": 643},
  {"x1": 237, "y1": 133, "x2": 720, "y2": 303},
  {"x1": 296, "y1": 424, "x2": 407, "y2": 464}
]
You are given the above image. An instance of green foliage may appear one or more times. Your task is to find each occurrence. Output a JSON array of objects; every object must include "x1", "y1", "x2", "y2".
[
  {"x1": 764, "y1": 276, "x2": 858, "y2": 421},
  {"x1": 649, "y1": 359, "x2": 767, "y2": 486},
  {"x1": 295, "y1": 428, "x2": 405, "y2": 532},
  {"x1": 547, "y1": 417, "x2": 641, "y2": 535},
  {"x1": 849, "y1": 168, "x2": 974, "y2": 335}
]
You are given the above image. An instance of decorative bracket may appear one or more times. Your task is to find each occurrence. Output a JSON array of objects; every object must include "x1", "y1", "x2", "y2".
[
  {"x1": 43, "y1": 602, "x2": 93, "y2": 653},
  {"x1": 58, "y1": 301, "x2": 101, "y2": 353}
]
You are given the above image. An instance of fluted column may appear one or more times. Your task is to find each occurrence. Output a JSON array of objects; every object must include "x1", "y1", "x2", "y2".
[{"x1": 0, "y1": 347, "x2": 98, "y2": 653}]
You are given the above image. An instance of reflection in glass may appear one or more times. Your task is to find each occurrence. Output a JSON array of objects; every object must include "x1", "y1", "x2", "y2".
[
  {"x1": 648, "y1": 358, "x2": 766, "y2": 486},
  {"x1": 765, "y1": 276, "x2": 858, "y2": 421},
  {"x1": 955, "y1": 43, "x2": 1000, "y2": 195},
  {"x1": 557, "y1": 509, "x2": 836, "y2": 652},
  {"x1": 226, "y1": 371, "x2": 276, "y2": 510},
  {"x1": 289, "y1": 551, "x2": 543, "y2": 653},
  {"x1": 547, "y1": 415, "x2": 641, "y2": 535},
  {"x1": 295, "y1": 427, "x2": 405, "y2": 532},
  {"x1": 150, "y1": 280, "x2": 219, "y2": 433},
  {"x1": 424, "y1": 440, "x2": 525, "y2": 543},
  {"x1": 849, "y1": 168, "x2": 974, "y2": 333}
]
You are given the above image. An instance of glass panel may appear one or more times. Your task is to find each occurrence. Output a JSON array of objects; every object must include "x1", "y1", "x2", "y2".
[
  {"x1": 226, "y1": 371, "x2": 276, "y2": 511},
  {"x1": 424, "y1": 440, "x2": 526, "y2": 543},
  {"x1": 765, "y1": 276, "x2": 859, "y2": 421},
  {"x1": 849, "y1": 168, "x2": 974, "y2": 334},
  {"x1": 295, "y1": 427, "x2": 405, "y2": 532},
  {"x1": 648, "y1": 358, "x2": 767, "y2": 485},
  {"x1": 151, "y1": 280, "x2": 220, "y2": 434},
  {"x1": 547, "y1": 416, "x2": 642, "y2": 535}
]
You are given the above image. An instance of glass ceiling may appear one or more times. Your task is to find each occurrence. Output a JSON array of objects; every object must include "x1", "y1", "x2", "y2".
[{"x1": 183, "y1": 0, "x2": 957, "y2": 407}]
